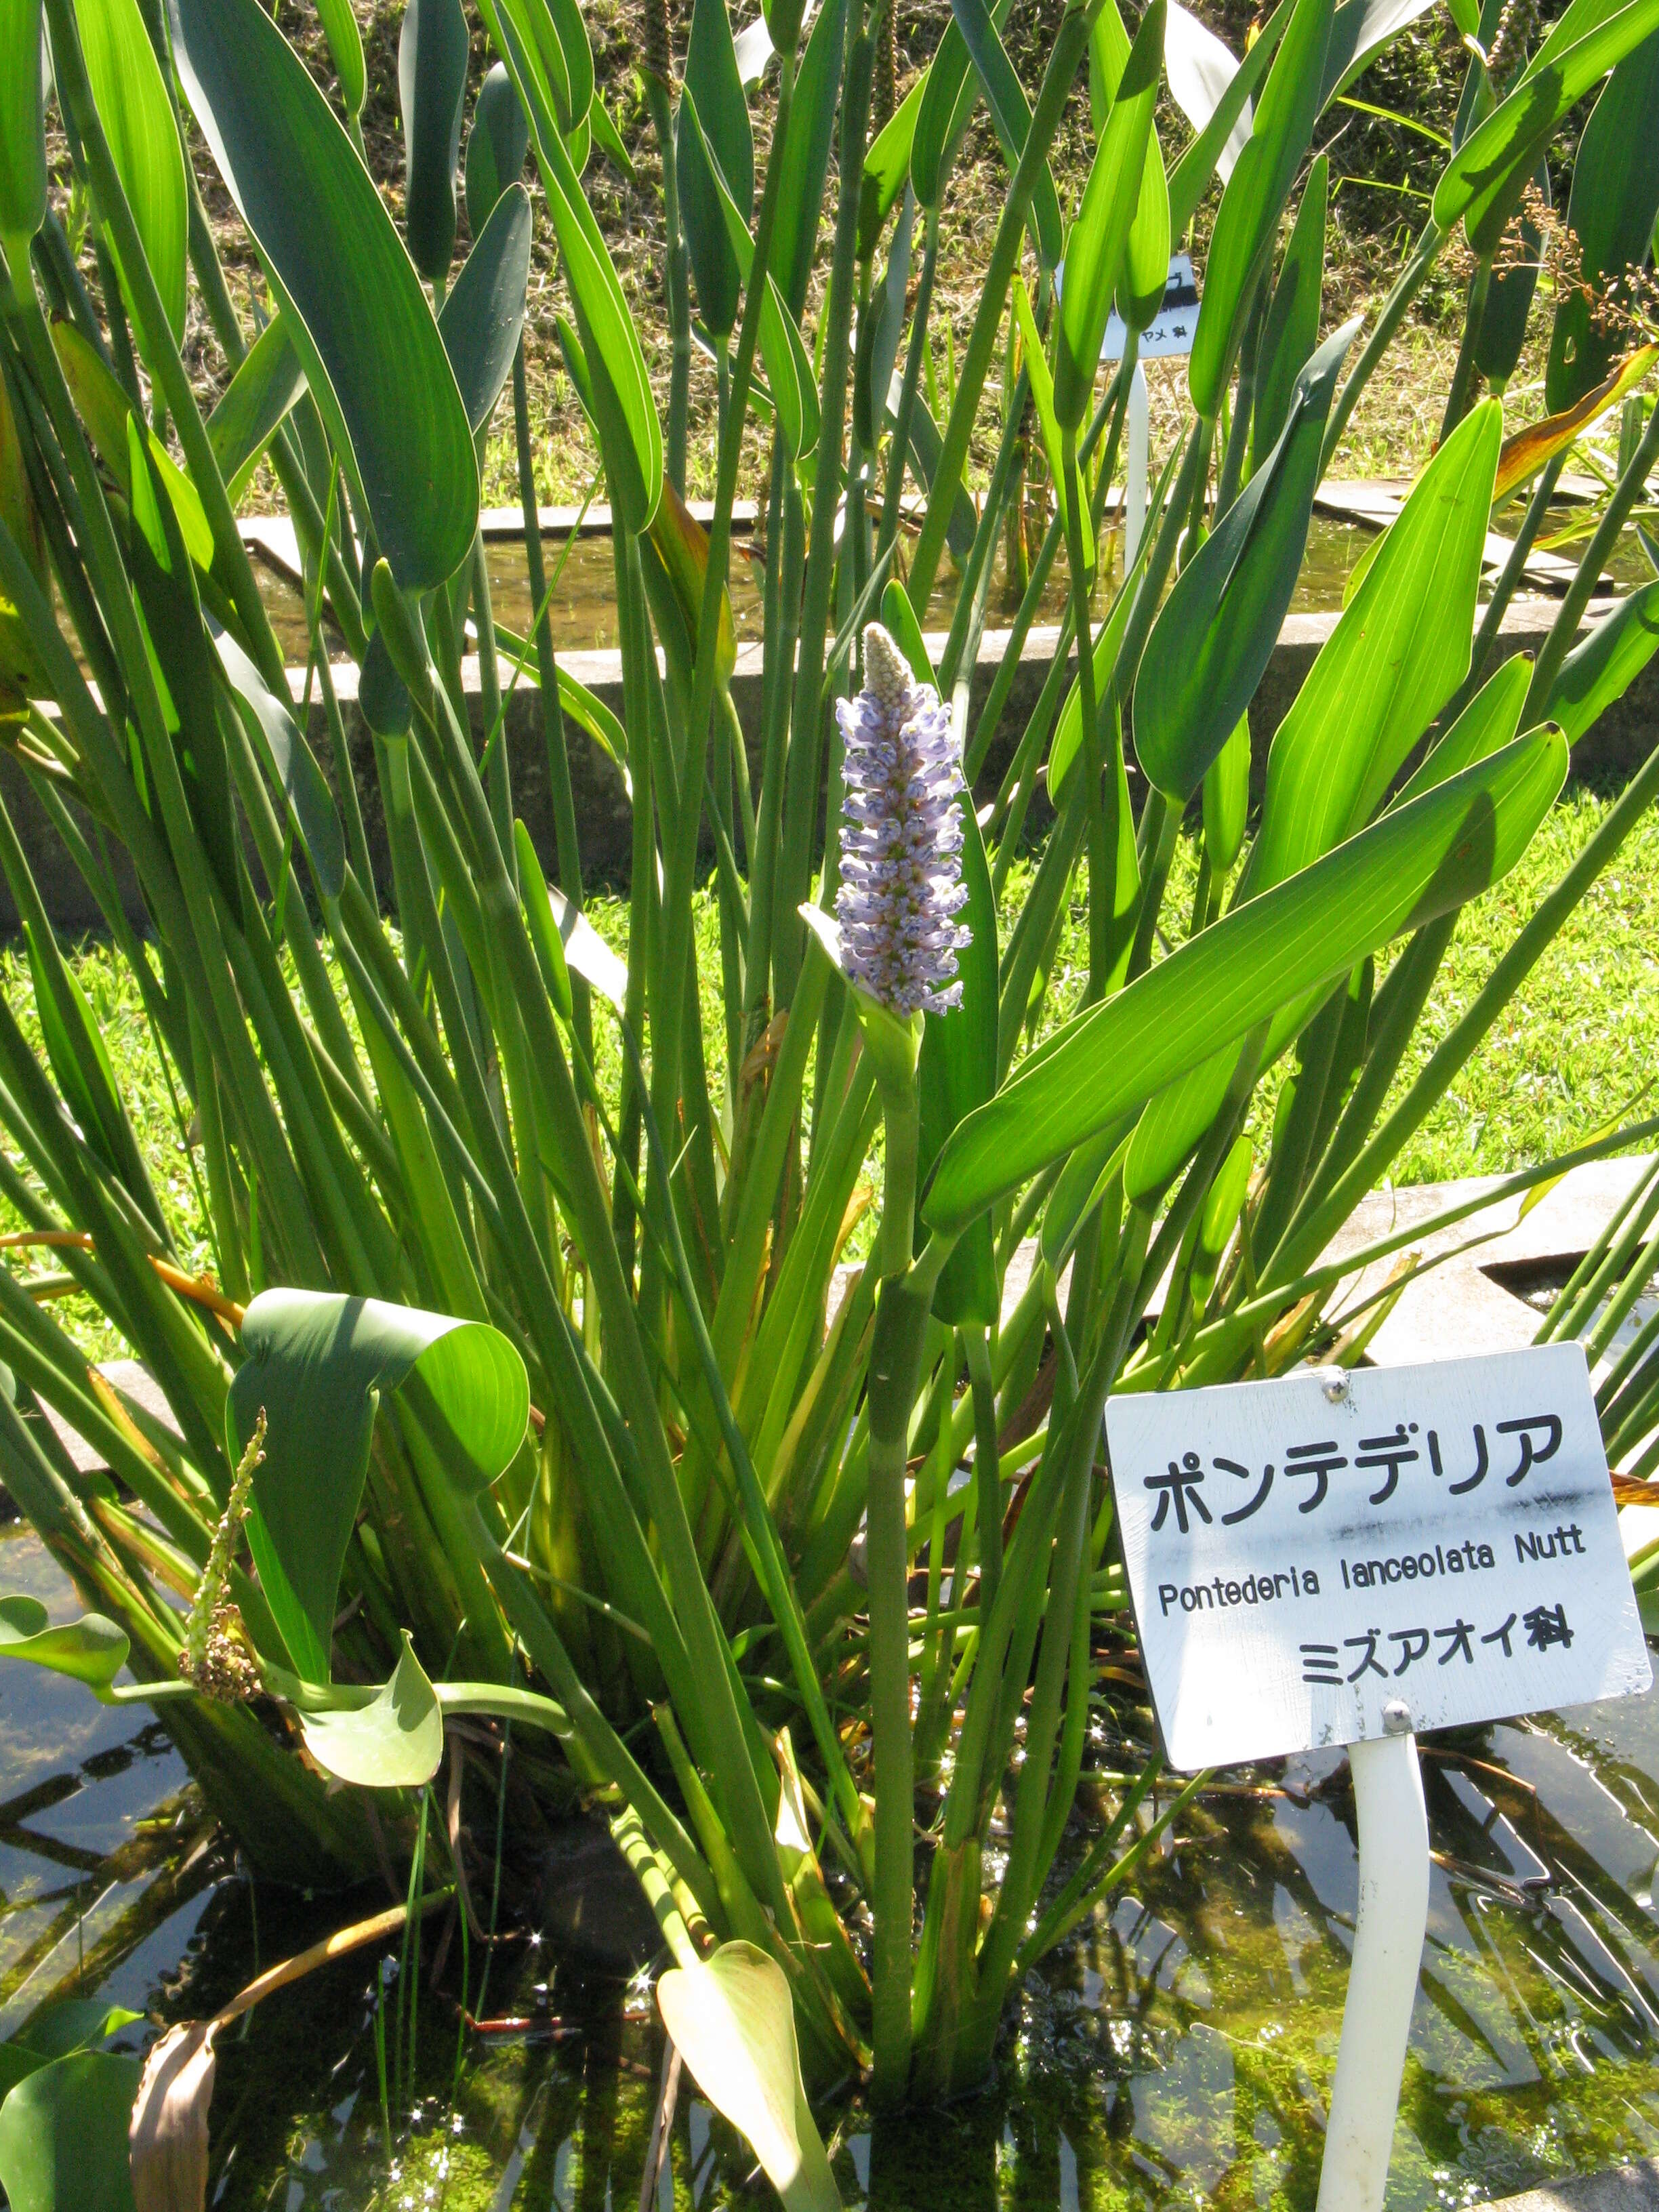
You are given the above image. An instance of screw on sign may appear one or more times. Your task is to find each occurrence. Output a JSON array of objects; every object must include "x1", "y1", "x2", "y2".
[{"x1": 1105, "y1": 1345, "x2": 1651, "y2": 2212}]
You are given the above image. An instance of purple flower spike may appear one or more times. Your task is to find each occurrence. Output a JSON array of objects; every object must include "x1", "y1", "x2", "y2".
[{"x1": 834, "y1": 625, "x2": 971, "y2": 1019}]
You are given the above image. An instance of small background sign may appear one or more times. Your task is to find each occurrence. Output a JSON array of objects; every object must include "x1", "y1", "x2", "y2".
[
  {"x1": 1103, "y1": 252, "x2": 1200, "y2": 360},
  {"x1": 1105, "y1": 1346, "x2": 1651, "y2": 1771}
]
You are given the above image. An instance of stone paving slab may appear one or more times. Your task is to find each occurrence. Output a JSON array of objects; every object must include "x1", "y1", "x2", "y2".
[{"x1": 1478, "y1": 2160, "x2": 1659, "y2": 2212}]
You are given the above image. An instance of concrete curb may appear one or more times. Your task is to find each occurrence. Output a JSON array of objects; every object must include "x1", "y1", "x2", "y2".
[{"x1": 3, "y1": 591, "x2": 1653, "y2": 930}]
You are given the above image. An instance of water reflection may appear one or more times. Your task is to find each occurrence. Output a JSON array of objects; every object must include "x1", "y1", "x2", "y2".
[{"x1": 1, "y1": 1522, "x2": 1656, "y2": 2209}]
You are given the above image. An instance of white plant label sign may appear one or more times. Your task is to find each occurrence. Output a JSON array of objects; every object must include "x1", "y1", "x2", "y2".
[
  {"x1": 1105, "y1": 1345, "x2": 1652, "y2": 1771},
  {"x1": 1103, "y1": 253, "x2": 1200, "y2": 360}
]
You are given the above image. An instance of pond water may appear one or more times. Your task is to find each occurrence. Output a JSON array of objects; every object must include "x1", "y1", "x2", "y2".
[
  {"x1": 3, "y1": 1512, "x2": 1657, "y2": 2212},
  {"x1": 251, "y1": 506, "x2": 1655, "y2": 674}
]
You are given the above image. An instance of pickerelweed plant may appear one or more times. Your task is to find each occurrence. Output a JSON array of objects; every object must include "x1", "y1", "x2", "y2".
[{"x1": 1, "y1": 0, "x2": 1659, "y2": 2183}]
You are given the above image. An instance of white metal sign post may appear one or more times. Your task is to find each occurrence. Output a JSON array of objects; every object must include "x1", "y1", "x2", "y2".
[{"x1": 1105, "y1": 1345, "x2": 1652, "y2": 2212}]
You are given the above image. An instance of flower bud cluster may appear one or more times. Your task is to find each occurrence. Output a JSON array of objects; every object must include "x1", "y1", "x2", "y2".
[{"x1": 834, "y1": 625, "x2": 971, "y2": 1019}]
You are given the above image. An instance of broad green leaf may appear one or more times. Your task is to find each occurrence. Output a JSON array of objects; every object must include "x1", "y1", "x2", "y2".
[
  {"x1": 676, "y1": 0, "x2": 752, "y2": 341},
  {"x1": 912, "y1": 0, "x2": 1015, "y2": 215},
  {"x1": 206, "y1": 315, "x2": 306, "y2": 504},
  {"x1": 399, "y1": 0, "x2": 469, "y2": 284},
  {"x1": 924, "y1": 729, "x2": 1566, "y2": 1229},
  {"x1": 1251, "y1": 155, "x2": 1326, "y2": 467},
  {"x1": 1391, "y1": 652, "x2": 1530, "y2": 809},
  {"x1": 0, "y1": 2051, "x2": 140, "y2": 2212},
  {"x1": 919, "y1": 779, "x2": 998, "y2": 1325},
  {"x1": 438, "y1": 184, "x2": 533, "y2": 434},
  {"x1": 951, "y1": 0, "x2": 1064, "y2": 270},
  {"x1": 655, "y1": 1942, "x2": 840, "y2": 2212},
  {"x1": 1189, "y1": 0, "x2": 1335, "y2": 419},
  {"x1": 466, "y1": 62, "x2": 531, "y2": 232},
  {"x1": 0, "y1": 0, "x2": 45, "y2": 244},
  {"x1": 1013, "y1": 277, "x2": 1092, "y2": 576},
  {"x1": 680, "y1": 84, "x2": 819, "y2": 458},
  {"x1": 74, "y1": 0, "x2": 188, "y2": 343},
  {"x1": 773, "y1": 0, "x2": 846, "y2": 316},
  {"x1": 1202, "y1": 715, "x2": 1250, "y2": 873},
  {"x1": 859, "y1": 75, "x2": 925, "y2": 258},
  {"x1": 1495, "y1": 344, "x2": 1658, "y2": 499},
  {"x1": 0, "y1": 1595, "x2": 129, "y2": 1697},
  {"x1": 480, "y1": 0, "x2": 660, "y2": 529},
  {"x1": 1245, "y1": 398, "x2": 1502, "y2": 894},
  {"x1": 214, "y1": 624, "x2": 346, "y2": 902},
  {"x1": 1319, "y1": 0, "x2": 1439, "y2": 106},
  {"x1": 228, "y1": 1290, "x2": 528, "y2": 1680},
  {"x1": 1433, "y1": 0, "x2": 1659, "y2": 254},
  {"x1": 1546, "y1": 30, "x2": 1659, "y2": 409},
  {"x1": 0, "y1": 2003, "x2": 143, "y2": 2104},
  {"x1": 52, "y1": 319, "x2": 213, "y2": 569},
  {"x1": 295, "y1": 1635, "x2": 444, "y2": 1788},
  {"x1": 1135, "y1": 318, "x2": 1356, "y2": 802},
  {"x1": 314, "y1": 0, "x2": 365, "y2": 116},
  {"x1": 1546, "y1": 578, "x2": 1659, "y2": 745},
  {"x1": 1056, "y1": 0, "x2": 1164, "y2": 426},
  {"x1": 169, "y1": 0, "x2": 479, "y2": 590}
]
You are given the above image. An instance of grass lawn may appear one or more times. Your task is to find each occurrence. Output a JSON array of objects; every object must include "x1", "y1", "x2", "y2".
[{"x1": 3, "y1": 771, "x2": 1655, "y2": 1358}]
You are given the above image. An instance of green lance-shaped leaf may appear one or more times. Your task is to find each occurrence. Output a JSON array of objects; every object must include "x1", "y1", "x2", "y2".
[
  {"x1": 0, "y1": 2051, "x2": 142, "y2": 2212},
  {"x1": 214, "y1": 624, "x2": 345, "y2": 901},
  {"x1": 439, "y1": 183, "x2": 533, "y2": 434},
  {"x1": 1118, "y1": 127, "x2": 1170, "y2": 333},
  {"x1": 1135, "y1": 316, "x2": 1357, "y2": 803},
  {"x1": 1202, "y1": 715, "x2": 1250, "y2": 874},
  {"x1": 1189, "y1": 0, "x2": 1335, "y2": 420},
  {"x1": 773, "y1": 0, "x2": 846, "y2": 316},
  {"x1": 466, "y1": 61, "x2": 531, "y2": 232},
  {"x1": 1545, "y1": 577, "x2": 1659, "y2": 745},
  {"x1": 0, "y1": 0, "x2": 45, "y2": 246},
  {"x1": 655, "y1": 1943, "x2": 842, "y2": 2212},
  {"x1": 951, "y1": 0, "x2": 1065, "y2": 270},
  {"x1": 227, "y1": 1290, "x2": 529, "y2": 1682},
  {"x1": 677, "y1": 0, "x2": 752, "y2": 342},
  {"x1": 1165, "y1": 0, "x2": 1286, "y2": 235},
  {"x1": 486, "y1": 0, "x2": 594, "y2": 144},
  {"x1": 859, "y1": 74, "x2": 924, "y2": 258},
  {"x1": 73, "y1": 0, "x2": 188, "y2": 344},
  {"x1": 918, "y1": 770, "x2": 999, "y2": 1324},
  {"x1": 516, "y1": 823, "x2": 630, "y2": 1008},
  {"x1": 400, "y1": 0, "x2": 469, "y2": 285},
  {"x1": 1391, "y1": 651, "x2": 1531, "y2": 809},
  {"x1": 206, "y1": 314, "x2": 306, "y2": 503},
  {"x1": 857, "y1": 184, "x2": 913, "y2": 455},
  {"x1": 1433, "y1": 0, "x2": 1659, "y2": 256},
  {"x1": 924, "y1": 727, "x2": 1567, "y2": 1229},
  {"x1": 1014, "y1": 276, "x2": 1092, "y2": 576},
  {"x1": 168, "y1": 0, "x2": 478, "y2": 589},
  {"x1": 0, "y1": 1595, "x2": 129, "y2": 1698},
  {"x1": 1246, "y1": 396, "x2": 1502, "y2": 893},
  {"x1": 479, "y1": 0, "x2": 660, "y2": 530},
  {"x1": 1252, "y1": 153, "x2": 1326, "y2": 466},
  {"x1": 315, "y1": 0, "x2": 365, "y2": 117},
  {"x1": 1055, "y1": 0, "x2": 1164, "y2": 428},
  {"x1": 53, "y1": 317, "x2": 213, "y2": 567},
  {"x1": 1546, "y1": 29, "x2": 1659, "y2": 411},
  {"x1": 1477, "y1": 161, "x2": 1548, "y2": 388},
  {"x1": 292, "y1": 1635, "x2": 445, "y2": 1788},
  {"x1": 680, "y1": 83, "x2": 819, "y2": 457},
  {"x1": 125, "y1": 416, "x2": 245, "y2": 920},
  {"x1": 1318, "y1": 0, "x2": 1439, "y2": 106}
]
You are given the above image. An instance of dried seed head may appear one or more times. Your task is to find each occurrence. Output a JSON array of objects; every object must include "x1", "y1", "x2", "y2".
[
  {"x1": 834, "y1": 625, "x2": 971, "y2": 1019},
  {"x1": 1486, "y1": 0, "x2": 1538, "y2": 94}
]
